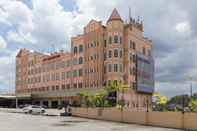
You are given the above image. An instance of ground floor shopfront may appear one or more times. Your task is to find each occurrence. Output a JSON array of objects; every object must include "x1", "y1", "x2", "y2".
[
  {"x1": 17, "y1": 96, "x2": 80, "y2": 108},
  {"x1": 16, "y1": 88, "x2": 100, "y2": 108}
]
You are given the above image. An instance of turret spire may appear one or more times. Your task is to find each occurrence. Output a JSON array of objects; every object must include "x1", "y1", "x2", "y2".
[{"x1": 107, "y1": 8, "x2": 123, "y2": 23}]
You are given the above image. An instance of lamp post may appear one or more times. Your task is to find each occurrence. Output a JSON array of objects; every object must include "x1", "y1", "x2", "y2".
[
  {"x1": 182, "y1": 94, "x2": 185, "y2": 114},
  {"x1": 146, "y1": 98, "x2": 149, "y2": 112}
]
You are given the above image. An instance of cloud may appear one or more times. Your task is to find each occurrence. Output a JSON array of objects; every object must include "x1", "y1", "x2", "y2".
[
  {"x1": 0, "y1": 49, "x2": 18, "y2": 93},
  {"x1": 0, "y1": 36, "x2": 7, "y2": 49},
  {"x1": 0, "y1": 0, "x2": 197, "y2": 97}
]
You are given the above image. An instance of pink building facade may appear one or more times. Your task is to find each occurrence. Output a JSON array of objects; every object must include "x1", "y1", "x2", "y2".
[{"x1": 16, "y1": 8, "x2": 154, "y2": 109}]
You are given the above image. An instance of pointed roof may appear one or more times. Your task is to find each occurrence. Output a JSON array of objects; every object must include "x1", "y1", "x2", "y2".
[{"x1": 107, "y1": 8, "x2": 123, "y2": 23}]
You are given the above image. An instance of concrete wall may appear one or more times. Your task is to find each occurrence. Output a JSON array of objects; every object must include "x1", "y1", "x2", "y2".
[
  {"x1": 123, "y1": 108, "x2": 146, "y2": 124},
  {"x1": 147, "y1": 112, "x2": 183, "y2": 129},
  {"x1": 71, "y1": 107, "x2": 197, "y2": 130},
  {"x1": 184, "y1": 112, "x2": 197, "y2": 129}
]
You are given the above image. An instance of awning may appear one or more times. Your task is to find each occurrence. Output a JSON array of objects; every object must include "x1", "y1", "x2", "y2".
[{"x1": 16, "y1": 94, "x2": 32, "y2": 99}]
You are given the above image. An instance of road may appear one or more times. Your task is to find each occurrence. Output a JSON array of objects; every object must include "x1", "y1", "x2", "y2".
[{"x1": 0, "y1": 111, "x2": 181, "y2": 131}]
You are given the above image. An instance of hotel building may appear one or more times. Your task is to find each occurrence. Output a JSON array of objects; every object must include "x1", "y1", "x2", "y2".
[{"x1": 15, "y1": 8, "x2": 154, "y2": 110}]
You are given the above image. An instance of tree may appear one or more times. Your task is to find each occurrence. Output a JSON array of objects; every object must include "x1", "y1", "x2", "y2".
[
  {"x1": 153, "y1": 93, "x2": 168, "y2": 111},
  {"x1": 189, "y1": 98, "x2": 197, "y2": 112},
  {"x1": 105, "y1": 81, "x2": 129, "y2": 108},
  {"x1": 92, "y1": 90, "x2": 107, "y2": 107},
  {"x1": 78, "y1": 91, "x2": 89, "y2": 107},
  {"x1": 78, "y1": 80, "x2": 129, "y2": 108}
]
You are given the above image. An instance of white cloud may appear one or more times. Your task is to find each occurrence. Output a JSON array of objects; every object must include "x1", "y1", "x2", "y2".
[
  {"x1": 175, "y1": 21, "x2": 191, "y2": 34},
  {"x1": 0, "y1": 49, "x2": 18, "y2": 93},
  {"x1": 0, "y1": 36, "x2": 7, "y2": 49},
  {"x1": 0, "y1": 0, "x2": 197, "y2": 97},
  {"x1": 6, "y1": 30, "x2": 36, "y2": 44}
]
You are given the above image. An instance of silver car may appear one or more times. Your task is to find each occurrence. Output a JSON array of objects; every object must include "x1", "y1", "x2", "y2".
[{"x1": 23, "y1": 105, "x2": 45, "y2": 114}]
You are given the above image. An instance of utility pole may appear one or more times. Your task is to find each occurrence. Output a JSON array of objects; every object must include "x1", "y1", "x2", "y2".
[
  {"x1": 187, "y1": 76, "x2": 193, "y2": 98},
  {"x1": 182, "y1": 94, "x2": 185, "y2": 114},
  {"x1": 190, "y1": 81, "x2": 193, "y2": 98}
]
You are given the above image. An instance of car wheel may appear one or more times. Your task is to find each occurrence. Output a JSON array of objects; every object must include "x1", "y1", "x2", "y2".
[
  {"x1": 29, "y1": 110, "x2": 32, "y2": 114},
  {"x1": 41, "y1": 110, "x2": 45, "y2": 113}
]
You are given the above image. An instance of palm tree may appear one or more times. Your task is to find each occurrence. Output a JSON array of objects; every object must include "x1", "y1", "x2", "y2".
[{"x1": 105, "y1": 80, "x2": 129, "y2": 108}]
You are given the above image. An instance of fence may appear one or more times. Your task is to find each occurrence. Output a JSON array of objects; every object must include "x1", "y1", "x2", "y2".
[{"x1": 71, "y1": 107, "x2": 197, "y2": 130}]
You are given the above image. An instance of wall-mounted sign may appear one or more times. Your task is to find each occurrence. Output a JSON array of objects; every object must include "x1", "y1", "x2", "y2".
[{"x1": 136, "y1": 53, "x2": 154, "y2": 94}]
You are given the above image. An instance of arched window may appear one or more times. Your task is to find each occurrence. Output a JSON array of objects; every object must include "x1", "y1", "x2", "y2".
[
  {"x1": 79, "y1": 45, "x2": 83, "y2": 53},
  {"x1": 108, "y1": 50, "x2": 112, "y2": 58},
  {"x1": 74, "y1": 46, "x2": 77, "y2": 54},
  {"x1": 114, "y1": 49, "x2": 118, "y2": 57},
  {"x1": 114, "y1": 35, "x2": 118, "y2": 43},
  {"x1": 78, "y1": 57, "x2": 83, "y2": 64}
]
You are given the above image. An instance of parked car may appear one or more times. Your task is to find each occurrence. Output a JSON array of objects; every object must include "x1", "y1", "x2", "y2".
[
  {"x1": 19, "y1": 104, "x2": 30, "y2": 109},
  {"x1": 23, "y1": 105, "x2": 45, "y2": 114}
]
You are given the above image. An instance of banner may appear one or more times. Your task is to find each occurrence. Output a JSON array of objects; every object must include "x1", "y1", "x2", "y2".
[{"x1": 136, "y1": 53, "x2": 154, "y2": 93}]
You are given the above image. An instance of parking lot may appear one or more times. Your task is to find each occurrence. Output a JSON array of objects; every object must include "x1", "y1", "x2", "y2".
[{"x1": 0, "y1": 111, "x2": 181, "y2": 131}]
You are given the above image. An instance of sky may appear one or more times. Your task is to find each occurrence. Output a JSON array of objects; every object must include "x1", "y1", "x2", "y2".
[{"x1": 0, "y1": 0, "x2": 197, "y2": 98}]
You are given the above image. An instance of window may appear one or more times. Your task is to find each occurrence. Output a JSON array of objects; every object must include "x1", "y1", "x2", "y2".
[
  {"x1": 148, "y1": 50, "x2": 151, "y2": 56},
  {"x1": 73, "y1": 70, "x2": 78, "y2": 77},
  {"x1": 61, "y1": 72, "x2": 65, "y2": 80},
  {"x1": 119, "y1": 36, "x2": 122, "y2": 44},
  {"x1": 108, "y1": 64, "x2": 112, "y2": 72},
  {"x1": 91, "y1": 43, "x2": 93, "y2": 47},
  {"x1": 62, "y1": 84, "x2": 65, "y2": 90},
  {"x1": 90, "y1": 56, "x2": 94, "y2": 60},
  {"x1": 74, "y1": 83, "x2": 77, "y2": 88},
  {"x1": 129, "y1": 67, "x2": 132, "y2": 75},
  {"x1": 79, "y1": 57, "x2": 83, "y2": 64},
  {"x1": 114, "y1": 64, "x2": 118, "y2": 72},
  {"x1": 66, "y1": 84, "x2": 70, "y2": 89},
  {"x1": 133, "y1": 42, "x2": 136, "y2": 49},
  {"x1": 104, "y1": 65, "x2": 107, "y2": 73},
  {"x1": 143, "y1": 47, "x2": 146, "y2": 55},
  {"x1": 114, "y1": 49, "x2": 118, "y2": 57},
  {"x1": 78, "y1": 83, "x2": 83, "y2": 88},
  {"x1": 73, "y1": 58, "x2": 78, "y2": 65},
  {"x1": 120, "y1": 50, "x2": 122, "y2": 58},
  {"x1": 74, "y1": 46, "x2": 77, "y2": 54},
  {"x1": 130, "y1": 40, "x2": 136, "y2": 50},
  {"x1": 129, "y1": 53, "x2": 132, "y2": 61},
  {"x1": 108, "y1": 50, "x2": 112, "y2": 58},
  {"x1": 104, "y1": 53, "x2": 106, "y2": 60},
  {"x1": 109, "y1": 36, "x2": 112, "y2": 44},
  {"x1": 133, "y1": 54, "x2": 137, "y2": 62},
  {"x1": 133, "y1": 68, "x2": 137, "y2": 75},
  {"x1": 133, "y1": 82, "x2": 137, "y2": 89},
  {"x1": 79, "y1": 45, "x2": 83, "y2": 52},
  {"x1": 114, "y1": 35, "x2": 118, "y2": 43},
  {"x1": 104, "y1": 40, "x2": 107, "y2": 47},
  {"x1": 56, "y1": 73, "x2": 60, "y2": 80},
  {"x1": 56, "y1": 85, "x2": 59, "y2": 90},
  {"x1": 79, "y1": 69, "x2": 83, "y2": 76}
]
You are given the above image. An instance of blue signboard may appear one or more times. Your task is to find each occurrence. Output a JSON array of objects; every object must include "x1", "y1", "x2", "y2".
[{"x1": 136, "y1": 53, "x2": 154, "y2": 93}]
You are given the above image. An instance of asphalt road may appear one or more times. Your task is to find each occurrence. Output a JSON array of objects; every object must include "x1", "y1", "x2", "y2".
[{"x1": 0, "y1": 111, "x2": 181, "y2": 131}]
